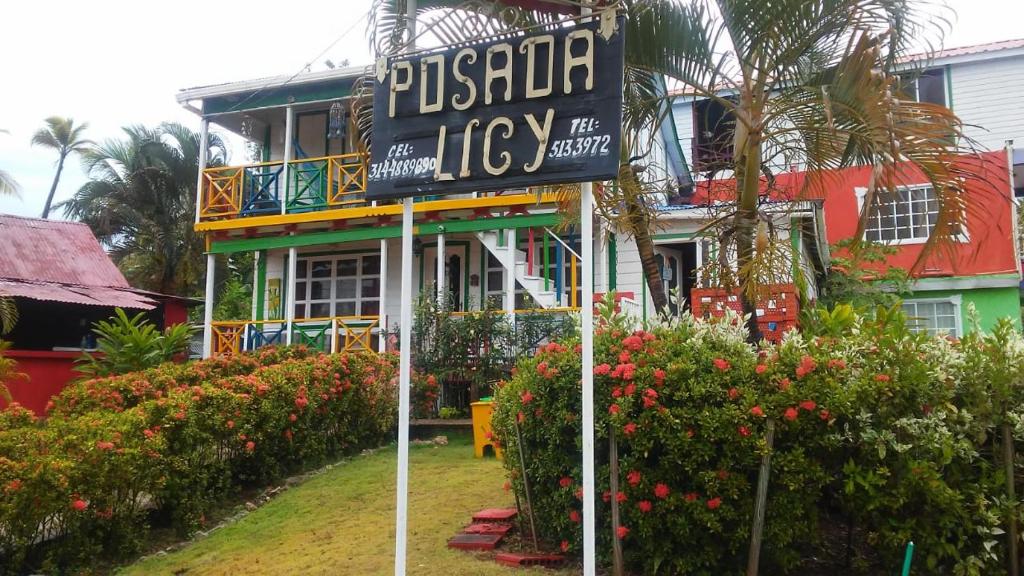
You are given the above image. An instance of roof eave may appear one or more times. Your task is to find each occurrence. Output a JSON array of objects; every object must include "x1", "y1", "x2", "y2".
[{"x1": 176, "y1": 64, "x2": 371, "y2": 111}]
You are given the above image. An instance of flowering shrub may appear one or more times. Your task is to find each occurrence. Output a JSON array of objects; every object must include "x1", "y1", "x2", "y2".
[
  {"x1": 494, "y1": 304, "x2": 1024, "y2": 574},
  {"x1": 0, "y1": 347, "x2": 397, "y2": 573}
]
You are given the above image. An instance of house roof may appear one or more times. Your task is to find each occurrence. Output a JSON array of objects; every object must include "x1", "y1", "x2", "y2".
[
  {"x1": 0, "y1": 214, "x2": 157, "y2": 309},
  {"x1": 905, "y1": 38, "x2": 1024, "y2": 64}
]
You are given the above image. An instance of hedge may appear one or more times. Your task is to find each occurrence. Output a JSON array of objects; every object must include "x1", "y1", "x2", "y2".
[
  {"x1": 493, "y1": 305, "x2": 1023, "y2": 575},
  {"x1": 0, "y1": 348, "x2": 398, "y2": 574}
]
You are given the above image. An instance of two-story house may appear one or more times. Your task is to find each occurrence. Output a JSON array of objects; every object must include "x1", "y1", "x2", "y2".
[
  {"x1": 180, "y1": 63, "x2": 829, "y2": 357},
  {"x1": 670, "y1": 38, "x2": 1024, "y2": 336}
]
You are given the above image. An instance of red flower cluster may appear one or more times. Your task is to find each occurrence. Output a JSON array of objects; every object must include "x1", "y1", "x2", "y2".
[
  {"x1": 622, "y1": 334, "x2": 644, "y2": 351},
  {"x1": 706, "y1": 497, "x2": 722, "y2": 510},
  {"x1": 795, "y1": 355, "x2": 817, "y2": 378},
  {"x1": 627, "y1": 470, "x2": 642, "y2": 486},
  {"x1": 654, "y1": 483, "x2": 670, "y2": 499},
  {"x1": 559, "y1": 476, "x2": 573, "y2": 488},
  {"x1": 653, "y1": 368, "x2": 666, "y2": 386},
  {"x1": 713, "y1": 358, "x2": 731, "y2": 372},
  {"x1": 638, "y1": 500, "x2": 652, "y2": 513}
]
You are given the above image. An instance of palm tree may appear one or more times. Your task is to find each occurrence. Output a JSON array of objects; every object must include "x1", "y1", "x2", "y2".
[
  {"x1": 0, "y1": 129, "x2": 20, "y2": 333},
  {"x1": 0, "y1": 129, "x2": 20, "y2": 198},
  {"x1": 363, "y1": 0, "x2": 971, "y2": 332},
  {"x1": 60, "y1": 123, "x2": 227, "y2": 296},
  {"x1": 31, "y1": 117, "x2": 92, "y2": 219}
]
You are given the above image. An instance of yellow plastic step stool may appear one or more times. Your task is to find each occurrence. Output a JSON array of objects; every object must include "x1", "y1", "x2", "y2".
[{"x1": 471, "y1": 400, "x2": 503, "y2": 459}]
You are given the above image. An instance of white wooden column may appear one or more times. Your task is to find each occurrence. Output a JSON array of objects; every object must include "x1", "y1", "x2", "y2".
[
  {"x1": 505, "y1": 228, "x2": 516, "y2": 319},
  {"x1": 378, "y1": 238, "x2": 389, "y2": 352},
  {"x1": 281, "y1": 106, "x2": 295, "y2": 215},
  {"x1": 194, "y1": 117, "x2": 209, "y2": 224},
  {"x1": 436, "y1": 229, "x2": 446, "y2": 304},
  {"x1": 202, "y1": 252, "x2": 216, "y2": 358},
  {"x1": 285, "y1": 247, "x2": 297, "y2": 345}
]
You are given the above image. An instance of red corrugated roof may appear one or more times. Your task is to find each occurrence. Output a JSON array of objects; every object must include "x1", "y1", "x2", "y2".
[
  {"x1": 929, "y1": 38, "x2": 1024, "y2": 60},
  {"x1": 0, "y1": 214, "x2": 130, "y2": 287},
  {"x1": 902, "y1": 38, "x2": 1024, "y2": 63},
  {"x1": 0, "y1": 280, "x2": 155, "y2": 309},
  {"x1": 0, "y1": 214, "x2": 157, "y2": 310}
]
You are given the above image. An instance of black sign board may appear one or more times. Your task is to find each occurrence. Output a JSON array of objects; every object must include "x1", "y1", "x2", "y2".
[{"x1": 366, "y1": 15, "x2": 625, "y2": 200}]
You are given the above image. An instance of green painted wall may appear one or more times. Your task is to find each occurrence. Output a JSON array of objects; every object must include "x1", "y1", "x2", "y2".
[{"x1": 907, "y1": 286, "x2": 1022, "y2": 332}]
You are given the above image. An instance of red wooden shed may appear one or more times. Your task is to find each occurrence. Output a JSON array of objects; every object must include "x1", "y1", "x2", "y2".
[{"x1": 0, "y1": 214, "x2": 194, "y2": 414}]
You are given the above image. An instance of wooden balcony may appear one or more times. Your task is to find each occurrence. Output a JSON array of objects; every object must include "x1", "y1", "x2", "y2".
[{"x1": 199, "y1": 153, "x2": 368, "y2": 220}]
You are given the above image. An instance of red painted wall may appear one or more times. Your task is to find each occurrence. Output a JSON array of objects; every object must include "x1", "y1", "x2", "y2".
[
  {"x1": 162, "y1": 300, "x2": 188, "y2": 327},
  {"x1": 2, "y1": 350, "x2": 79, "y2": 415},
  {"x1": 695, "y1": 151, "x2": 1019, "y2": 278}
]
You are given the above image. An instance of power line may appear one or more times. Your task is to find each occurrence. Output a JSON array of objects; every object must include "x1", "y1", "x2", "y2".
[{"x1": 224, "y1": 12, "x2": 369, "y2": 114}]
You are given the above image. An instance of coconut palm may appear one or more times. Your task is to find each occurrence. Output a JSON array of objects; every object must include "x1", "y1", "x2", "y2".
[
  {"x1": 362, "y1": 0, "x2": 972, "y2": 333},
  {"x1": 60, "y1": 123, "x2": 227, "y2": 295},
  {"x1": 0, "y1": 129, "x2": 20, "y2": 198},
  {"x1": 31, "y1": 117, "x2": 92, "y2": 219}
]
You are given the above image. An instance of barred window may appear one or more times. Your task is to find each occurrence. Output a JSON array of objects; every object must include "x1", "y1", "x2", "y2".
[
  {"x1": 902, "y1": 298, "x2": 960, "y2": 337},
  {"x1": 865, "y1": 185, "x2": 938, "y2": 243}
]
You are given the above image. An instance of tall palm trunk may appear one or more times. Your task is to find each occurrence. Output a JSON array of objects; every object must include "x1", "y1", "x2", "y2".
[
  {"x1": 617, "y1": 154, "x2": 668, "y2": 316},
  {"x1": 734, "y1": 92, "x2": 763, "y2": 343},
  {"x1": 41, "y1": 153, "x2": 67, "y2": 219}
]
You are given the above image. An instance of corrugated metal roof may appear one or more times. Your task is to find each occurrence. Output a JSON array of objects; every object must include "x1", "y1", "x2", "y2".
[
  {"x1": 922, "y1": 38, "x2": 1024, "y2": 61},
  {"x1": 0, "y1": 214, "x2": 158, "y2": 309},
  {"x1": 0, "y1": 280, "x2": 155, "y2": 310},
  {"x1": 0, "y1": 214, "x2": 130, "y2": 288}
]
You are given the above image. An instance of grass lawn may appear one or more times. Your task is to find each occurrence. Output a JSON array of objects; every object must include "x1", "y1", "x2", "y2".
[{"x1": 119, "y1": 433, "x2": 575, "y2": 576}]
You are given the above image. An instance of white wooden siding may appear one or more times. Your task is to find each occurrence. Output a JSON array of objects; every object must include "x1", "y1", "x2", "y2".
[{"x1": 949, "y1": 57, "x2": 1024, "y2": 152}]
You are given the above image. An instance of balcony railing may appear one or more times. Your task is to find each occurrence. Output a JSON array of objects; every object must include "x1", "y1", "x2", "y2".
[
  {"x1": 200, "y1": 152, "x2": 368, "y2": 219},
  {"x1": 210, "y1": 316, "x2": 380, "y2": 356}
]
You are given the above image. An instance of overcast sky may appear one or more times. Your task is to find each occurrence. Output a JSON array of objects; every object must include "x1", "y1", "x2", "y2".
[{"x1": 1, "y1": 0, "x2": 1021, "y2": 219}]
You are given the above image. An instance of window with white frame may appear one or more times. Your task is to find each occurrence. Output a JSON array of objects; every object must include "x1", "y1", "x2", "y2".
[
  {"x1": 863, "y1": 185, "x2": 940, "y2": 243},
  {"x1": 901, "y1": 297, "x2": 961, "y2": 336},
  {"x1": 293, "y1": 254, "x2": 381, "y2": 320}
]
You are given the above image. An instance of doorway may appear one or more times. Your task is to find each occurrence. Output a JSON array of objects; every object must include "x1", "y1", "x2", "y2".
[
  {"x1": 423, "y1": 243, "x2": 467, "y2": 311},
  {"x1": 656, "y1": 241, "x2": 700, "y2": 316}
]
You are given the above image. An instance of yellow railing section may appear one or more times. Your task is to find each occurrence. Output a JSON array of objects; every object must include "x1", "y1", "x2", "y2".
[
  {"x1": 326, "y1": 153, "x2": 368, "y2": 206},
  {"x1": 200, "y1": 166, "x2": 245, "y2": 218}
]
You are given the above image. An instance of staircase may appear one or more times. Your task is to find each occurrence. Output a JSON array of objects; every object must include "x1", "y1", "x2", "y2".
[{"x1": 475, "y1": 230, "x2": 560, "y2": 309}]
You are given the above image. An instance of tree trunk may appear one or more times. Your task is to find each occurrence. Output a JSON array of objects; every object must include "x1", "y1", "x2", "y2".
[
  {"x1": 617, "y1": 158, "x2": 668, "y2": 317},
  {"x1": 41, "y1": 153, "x2": 66, "y2": 219},
  {"x1": 734, "y1": 96, "x2": 763, "y2": 343}
]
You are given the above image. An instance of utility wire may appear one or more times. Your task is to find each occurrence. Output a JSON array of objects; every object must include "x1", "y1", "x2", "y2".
[{"x1": 224, "y1": 12, "x2": 370, "y2": 114}]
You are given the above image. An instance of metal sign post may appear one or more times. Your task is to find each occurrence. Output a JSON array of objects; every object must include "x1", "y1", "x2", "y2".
[
  {"x1": 394, "y1": 3, "x2": 416, "y2": 574},
  {"x1": 581, "y1": 179, "x2": 595, "y2": 575}
]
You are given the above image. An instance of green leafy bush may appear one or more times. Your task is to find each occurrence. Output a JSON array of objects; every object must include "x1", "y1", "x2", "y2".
[
  {"x1": 494, "y1": 304, "x2": 1023, "y2": 574},
  {"x1": 75, "y1": 308, "x2": 194, "y2": 378},
  {"x1": 0, "y1": 347, "x2": 397, "y2": 574}
]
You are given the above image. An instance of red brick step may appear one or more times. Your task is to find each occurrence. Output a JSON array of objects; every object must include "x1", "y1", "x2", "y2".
[
  {"x1": 447, "y1": 533, "x2": 505, "y2": 551},
  {"x1": 463, "y1": 522, "x2": 513, "y2": 536},
  {"x1": 472, "y1": 507, "x2": 518, "y2": 522},
  {"x1": 494, "y1": 552, "x2": 566, "y2": 567}
]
